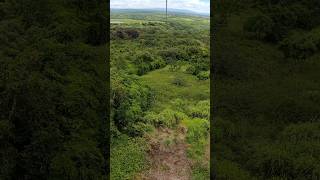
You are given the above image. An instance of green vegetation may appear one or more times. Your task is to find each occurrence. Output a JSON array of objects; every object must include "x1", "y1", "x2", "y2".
[
  {"x1": 213, "y1": 0, "x2": 320, "y2": 179},
  {"x1": 110, "y1": 135, "x2": 148, "y2": 180},
  {"x1": 0, "y1": 0, "x2": 108, "y2": 179},
  {"x1": 111, "y1": 11, "x2": 209, "y2": 179}
]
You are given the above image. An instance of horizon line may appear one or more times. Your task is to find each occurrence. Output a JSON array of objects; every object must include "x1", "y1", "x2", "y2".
[{"x1": 110, "y1": 7, "x2": 210, "y2": 14}]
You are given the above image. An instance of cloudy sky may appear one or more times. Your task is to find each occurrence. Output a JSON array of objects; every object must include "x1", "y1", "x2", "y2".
[{"x1": 111, "y1": 0, "x2": 210, "y2": 14}]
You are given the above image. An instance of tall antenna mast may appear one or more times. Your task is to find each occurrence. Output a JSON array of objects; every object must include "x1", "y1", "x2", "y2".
[{"x1": 166, "y1": 0, "x2": 168, "y2": 22}]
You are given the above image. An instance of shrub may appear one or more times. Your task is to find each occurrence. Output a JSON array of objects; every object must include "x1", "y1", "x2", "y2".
[
  {"x1": 267, "y1": 5, "x2": 299, "y2": 42},
  {"x1": 197, "y1": 71, "x2": 210, "y2": 80},
  {"x1": 183, "y1": 118, "x2": 209, "y2": 144},
  {"x1": 150, "y1": 58, "x2": 166, "y2": 69},
  {"x1": 172, "y1": 76, "x2": 187, "y2": 86},
  {"x1": 144, "y1": 109, "x2": 188, "y2": 128},
  {"x1": 112, "y1": 28, "x2": 140, "y2": 39},
  {"x1": 268, "y1": 95, "x2": 320, "y2": 123},
  {"x1": 50, "y1": 139, "x2": 105, "y2": 180},
  {"x1": 136, "y1": 62, "x2": 151, "y2": 75},
  {"x1": 158, "y1": 48, "x2": 187, "y2": 63},
  {"x1": 279, "y1": 29, "x2": 320, "y2": 59},
  {"x1": 188, "y1": 100, "x2": 210, "y2": 119},
  {"x1": 292, "y1": 155, "x2": 320, "y2": 179},
  {"x1": 135, "y1": 52, "x2": 163, "y2": 75},
  {"x1": 170, "y1": 98, "x2": 188, "y2": 112},
  {"x1": 243, "y1": 14, "x2": 274, "y2": 41},
  {"x1": 248, "y1": 145, "x2": 295, "y2": 178},
  {"x1": 111, "y1": 72, "x2": 153, "y2": 134},
  {"x1": 129, "y1": 122, "x2": 154, "y2": 136},
  {"x1": 280, "y1": 122, "x2": 320, "y2": 143},
  {"x1": 125, "y1": 29, "x2": 139, "y2": 39},
  {"x1": 289, "y1": 4, "x2": 314, "y2": 29},
  {"x1": 115, "y1": 30, "x2": 125, "y2": 39},
  {"x1": 186, "y1": 65, "x2": 197, "y2": 75},
  {"x1": 186, "y1": 46, "x2": 202, "y2": 56}
]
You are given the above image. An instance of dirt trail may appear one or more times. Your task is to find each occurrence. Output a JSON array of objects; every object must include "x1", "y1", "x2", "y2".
[{"x1": 141, "y1": 127, "x2": 191, "y2": 180}]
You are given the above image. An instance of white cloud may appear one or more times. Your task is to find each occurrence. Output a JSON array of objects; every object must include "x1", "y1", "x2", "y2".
[{"x1": 110, "y1": 0, "x2": 210, "y2": 13}]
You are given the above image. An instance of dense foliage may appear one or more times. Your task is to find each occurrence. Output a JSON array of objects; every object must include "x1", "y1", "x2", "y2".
[
  {"x1": 213, "y1": 0, "x2": 320, "y2": 179},
  {"x1": 110, "y1": 12, "x2": 210, "y2": 179},
  {"x1": 0, "y1": 0, "x2": 108, "y2": 179}
]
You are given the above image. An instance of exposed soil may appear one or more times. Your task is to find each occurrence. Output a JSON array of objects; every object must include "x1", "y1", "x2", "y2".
[{"x1": 141, "y1": 127, "x2": 191, "y2": 180}]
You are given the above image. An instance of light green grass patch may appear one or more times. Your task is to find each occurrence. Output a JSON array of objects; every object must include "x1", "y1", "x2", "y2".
[{"x1": 140, "y1": 67, "x2": 209, "y2": 112}]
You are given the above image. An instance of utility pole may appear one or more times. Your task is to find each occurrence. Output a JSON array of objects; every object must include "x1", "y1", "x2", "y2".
[{"x1": 166, "y1": 0, "x2": 168, "y2": 22}]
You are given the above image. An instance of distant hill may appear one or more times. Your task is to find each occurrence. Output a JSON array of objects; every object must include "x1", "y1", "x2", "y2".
[{"x1": 111, "y1": 8, "x2": 209, "y2": 17}]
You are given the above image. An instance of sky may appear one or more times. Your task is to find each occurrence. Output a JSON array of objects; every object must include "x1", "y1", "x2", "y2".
[{"x1": 111, "y1": 0, "x2": 210, "y2": 14}]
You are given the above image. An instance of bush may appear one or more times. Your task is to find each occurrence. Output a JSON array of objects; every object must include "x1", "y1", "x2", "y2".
[
  {"x1": 188, "y1": 100, "x2": 210, "y2": 119},
  {"x1": 135, "y1": 52, "x2": 163, "y2": 75},
  {"x1": 183, "y1": 118, "x2": 209, "y2": 144},
  {"x1": 51, "y1": 140, "x2": 105, "y2": 179},
  {"x1": 243, "y1": 14, "x2": 274, "y2": 41},
  {"x1": 111, "y1": 71, "x2": 153, "y2": 135},
  {"x1": 112, "y1": 28, "x2": 140, "y2": 39},
  {"x1": 279, "y1": 29, "x2": 320, "y2": 59},
  {"x1": 186, "y1": 46, "x2": 203, "y2": 57},
  {"x1": 144, "y1": 109, "x2": 188, "y2": 128},
  {"x1": 170, "y1": 98, "x2": 188, "y2": 112},
  {"x1": 280, "y1": 122, "x2": 320, "y2": 143},
  {"x1": 172, "y1": 76, "x2": 187, "y2": 86},
  {"x1": 150, "y1": 58, "x2": 166, "y2": 69},
  {"x1": 244, "y1": 5, "x2": 314, "y2": 42},
  {"x1": 289, "y1": 4, "x2": 314, "y2": 29},
  {"x1": 125, "y1": 29, "x2": 139, "y2": 39},
  {"x1": 267, "y1": 5, "x2": 299, "y2": 42},
  {"x1": 268, "y1": 95, "x2": 320, "y2": 123},
  {"x1": 248, "y1": 145, "x2": 295, "y2": 178},
  {"x1": 197, "y1": 71, "x2": 210, "y2": 80},
  {"x1": 186, "y1": 65, "x2": 197, "y2": 75},
  {"x1": 158, "y1": 48, "x2": 187, "y2": 63},
  {"x1": 136, "y1": 62, "x2": 151, "y2": 75},
  {"x1": 130, "y1": 122, "x2": 154, "y2": 137}
]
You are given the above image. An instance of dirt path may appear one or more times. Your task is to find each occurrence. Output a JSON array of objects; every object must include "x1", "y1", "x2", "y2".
[{"x1": 141, "y1": 127, "x2": 191, "y2": 180}]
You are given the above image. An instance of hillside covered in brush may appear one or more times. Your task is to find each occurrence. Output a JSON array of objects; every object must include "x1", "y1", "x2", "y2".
[
  {"x1": 110, "y1": 12, "x2": 210, "y2": 179},
  {"x1": 213, "y1": 0, "x2": 320, "y2": 179},
  {"x1": 0, "y1": 0, "x2": 108, "y2": 179}
]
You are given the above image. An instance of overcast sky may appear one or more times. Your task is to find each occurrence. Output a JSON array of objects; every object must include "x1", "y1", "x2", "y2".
[{"x1": 111, "y1": 0, "x2": 210, "y2": 14}]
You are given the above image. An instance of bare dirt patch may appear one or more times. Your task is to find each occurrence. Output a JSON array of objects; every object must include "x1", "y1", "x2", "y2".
[{"x1": 141, "y1": 127, "x2": 191, "y2": 180}]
